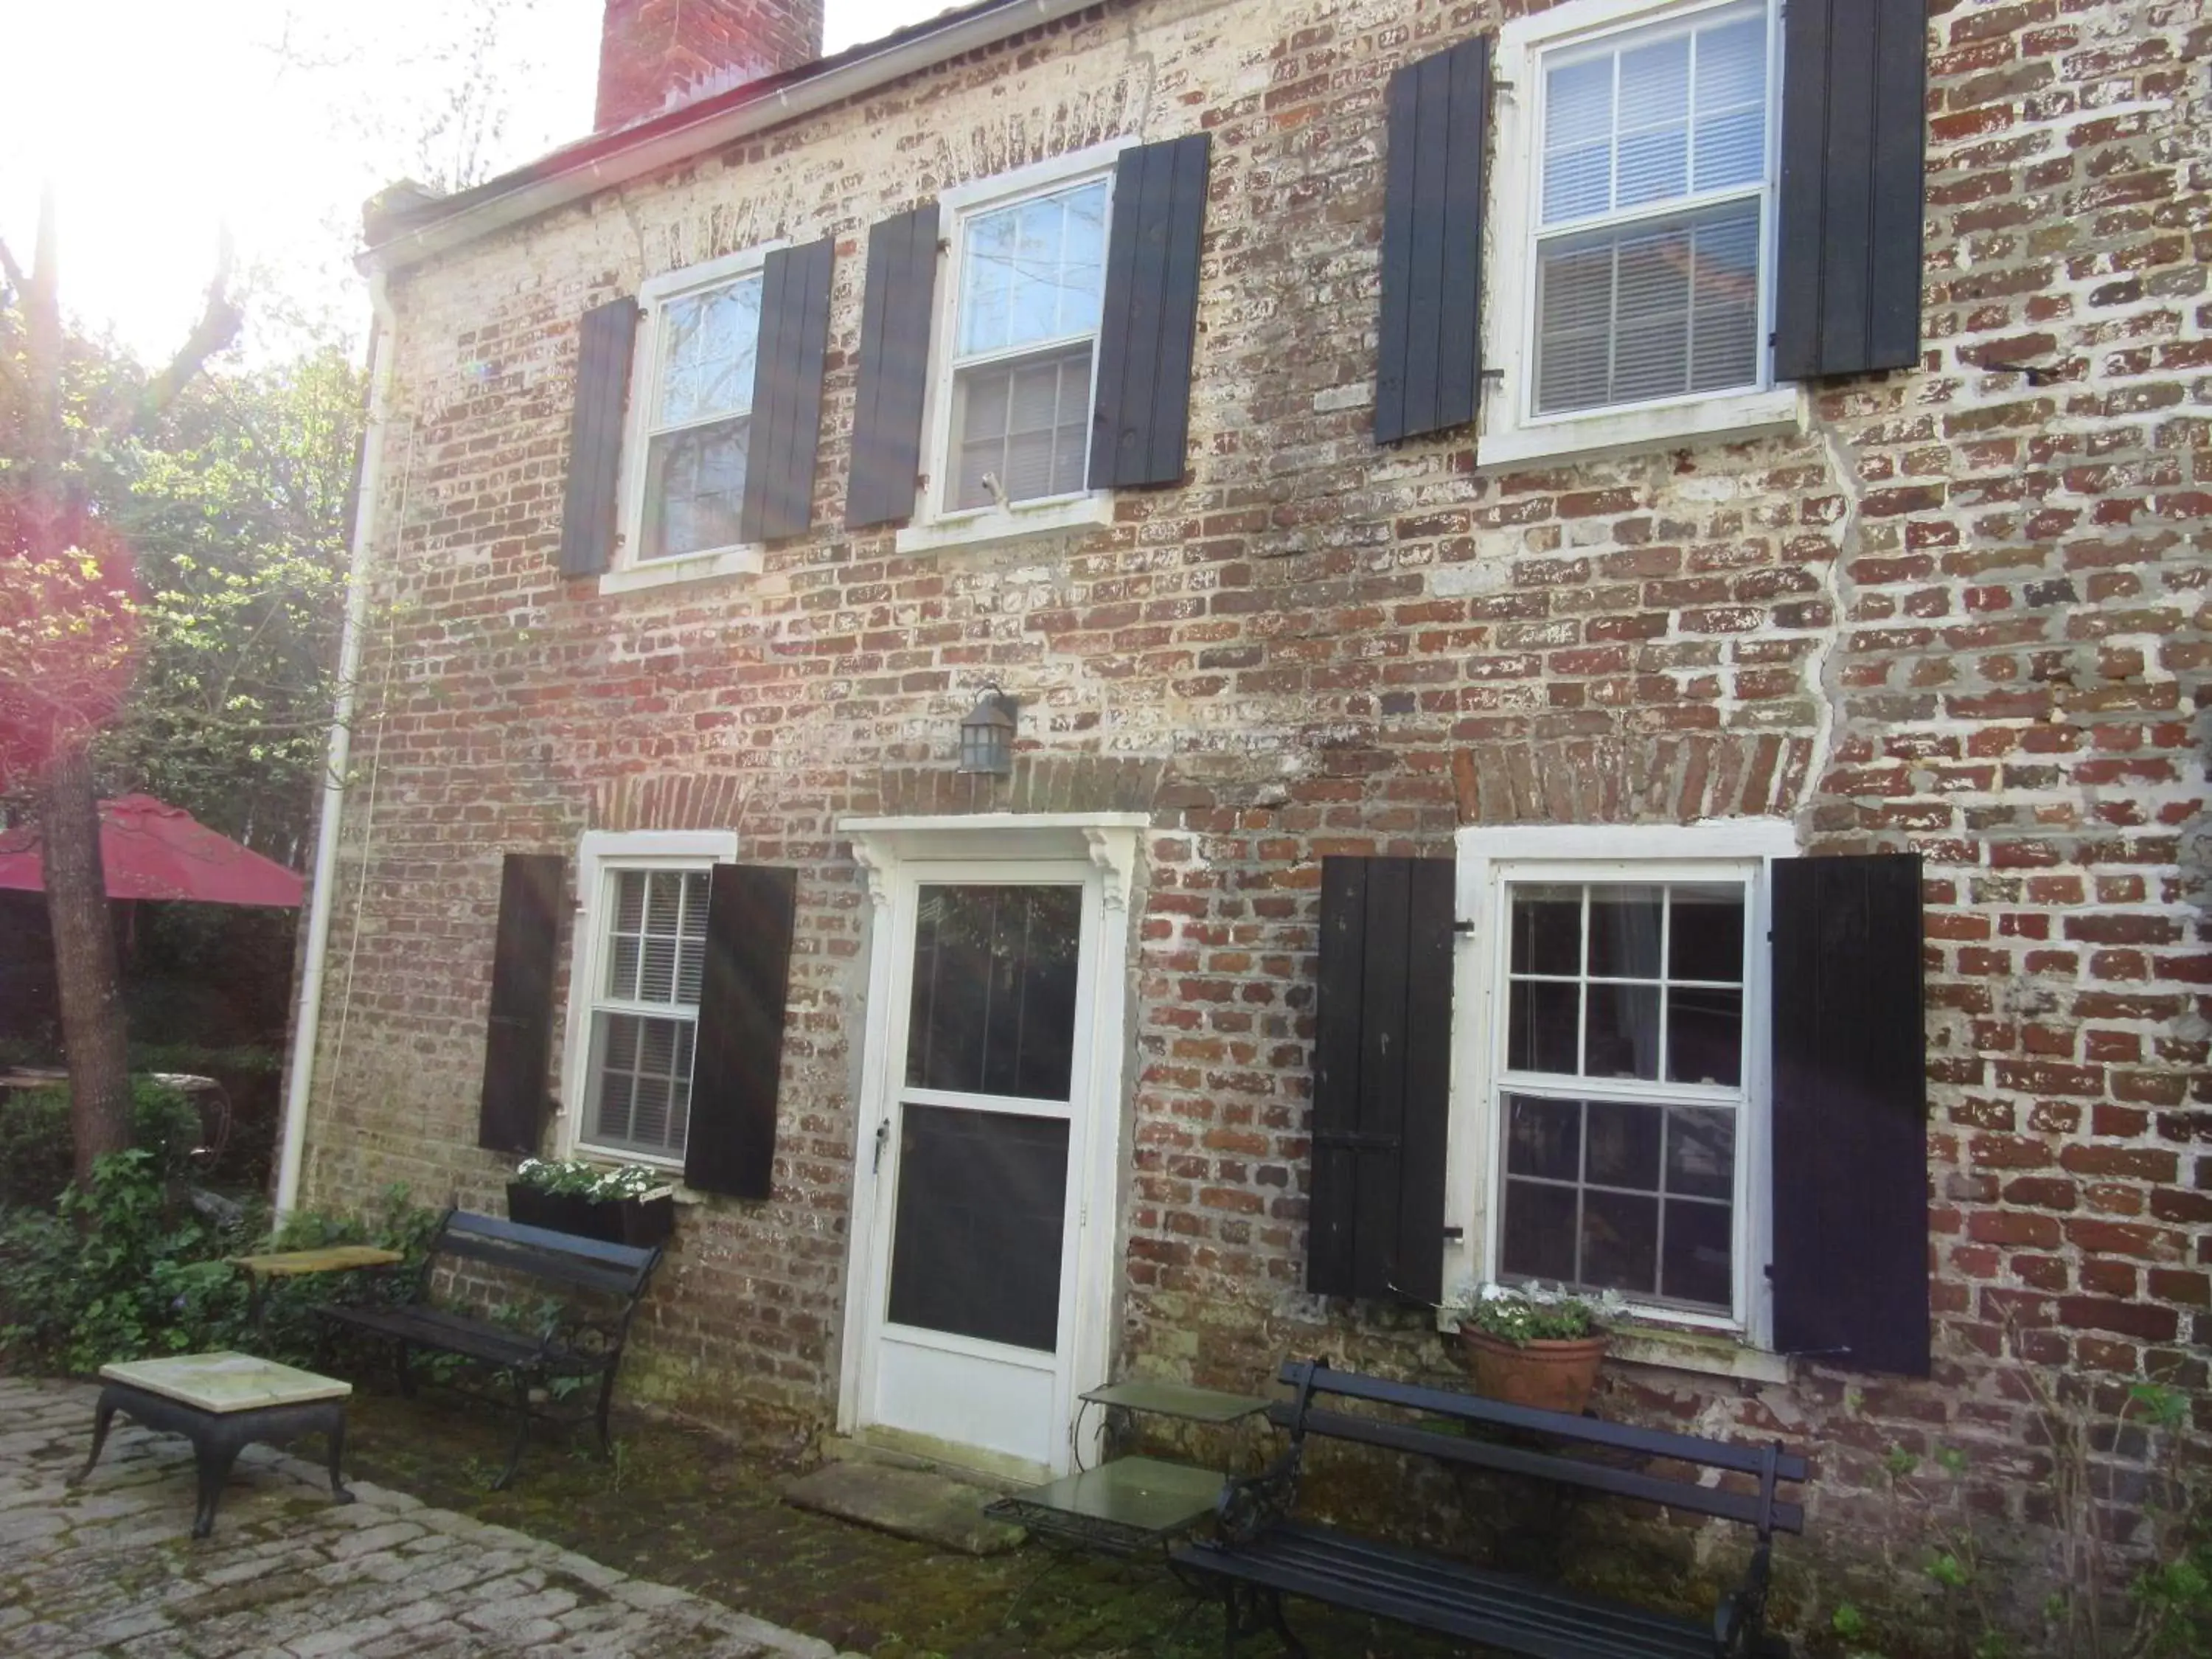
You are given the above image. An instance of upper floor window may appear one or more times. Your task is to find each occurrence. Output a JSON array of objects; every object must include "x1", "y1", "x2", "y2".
[
  {"x1": 613, "y1": 248, "x2": 770, "y2": 588},
  {"x1": 898, "y1": 142, "x2": 1133, "y2": 552},
  {"x1": 1478, "y1": 0, "x2": 1797, "y2": 465},
  {"x1": 1530, "y1": 5, "x2": 1770, "y2": 416},
  {"x1": 949, "y1": 179, "x2": 1107, "y2": 510}
]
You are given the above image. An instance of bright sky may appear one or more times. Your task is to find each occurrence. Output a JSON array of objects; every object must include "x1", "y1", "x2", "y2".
[{"x1": 1, "y1": 0, "x2": 942, "y2": 364}]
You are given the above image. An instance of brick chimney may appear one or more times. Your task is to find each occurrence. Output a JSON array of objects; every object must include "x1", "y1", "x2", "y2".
[{"x1": 594, "y1": 0, "x2": 825, "y2": 132}]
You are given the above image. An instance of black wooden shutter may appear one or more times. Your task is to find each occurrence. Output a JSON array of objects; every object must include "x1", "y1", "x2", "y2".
[
  {"x1": 1773, "y1": 0, "x2": 1927, "y2": 379},
  {"x1": 684, "y1": 863, "x2": 799, "y2": 1200},
  {"x1": 846, "y1": 204, "x2": 940, "y2": 529},
  {"x1": 478, "y1": 853, "x2": 565, "y2": 1155},
  {"x1": 738, "y1": 236, "x2": 835, "y2": 543},
  {"x1": 1771, "y1": 853, "x2": 1929, "y2": 1375},
  {"x1": 558, "y1": 298, "x2": 639, "y2": 578},
  {"x1": 1088, "y1": 133, "x2": 1211, "y2": 490},
  {"x1": 1307, "y1": 856, "x2": 1453, "y2": 1302},
  {"x1": 1374, "y1": 35, "x2": 1489, "y2": 445}
]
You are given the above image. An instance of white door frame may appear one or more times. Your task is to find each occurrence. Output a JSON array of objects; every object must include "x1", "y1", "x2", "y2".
[{"x1": 835, "y1": 813, "x2": 1145, "y2": 1477}]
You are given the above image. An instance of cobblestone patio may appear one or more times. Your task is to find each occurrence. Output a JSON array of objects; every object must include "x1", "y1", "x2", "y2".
[{"x1": 0, "y1": 1375, "x2": 855, "y2": 1658}]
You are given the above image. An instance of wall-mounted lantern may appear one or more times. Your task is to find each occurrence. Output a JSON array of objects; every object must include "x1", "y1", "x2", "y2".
[{"x1": 956, "y1": 686, "x2": 1018, "y2": 776}]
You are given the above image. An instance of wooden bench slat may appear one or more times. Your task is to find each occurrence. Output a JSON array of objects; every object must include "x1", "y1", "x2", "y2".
[
  {"x1": 321, "y1": 1304, "x2": 545, "y2": 1368},
  {"x1": 1257, "y1": 1523, "x2": 1711, "y2": 1641},
  {"x1": 1175, "y1": 1526, "x2": 1712, "y2": 1659},
  {"x1": 1281, "y1": 1360, "x2": 1810, "y2": 1484},
  {"x1": 436, "y1": 1230, "x2": 655, "y2": 1298},
  {"x1": 1283, "y1": 1403, "x2": 1804, "y2": 1534},
  {"x1": 444, "y1": 1211, "x2": 658, "y2": 1270}
]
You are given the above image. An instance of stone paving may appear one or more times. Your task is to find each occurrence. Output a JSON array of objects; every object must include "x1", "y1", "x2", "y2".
[{"x1": 0, "y1": 1375, "x2": 858, "y2": 1658}]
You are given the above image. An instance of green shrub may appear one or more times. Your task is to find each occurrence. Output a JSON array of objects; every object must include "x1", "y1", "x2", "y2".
[
  {"x1": 0, "y1": 1088, "x2": 72, "y2": 1208},
  {"x1": 0, "y1": 1077, "x2": 216, "y2": 1208},
  {"x1": 0, "y1": 1150, "x2": 438, "y2": 1374}
]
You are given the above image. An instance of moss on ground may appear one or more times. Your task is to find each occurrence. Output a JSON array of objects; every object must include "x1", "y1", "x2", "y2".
[{"x1": 341, "y1": 1388, "x2": 1484, "y2": 1658}]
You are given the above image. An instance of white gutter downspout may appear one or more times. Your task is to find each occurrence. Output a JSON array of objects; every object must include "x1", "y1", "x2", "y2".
[{"x1": 275, "y1": 272, "x2": 396, "y2": 1216}]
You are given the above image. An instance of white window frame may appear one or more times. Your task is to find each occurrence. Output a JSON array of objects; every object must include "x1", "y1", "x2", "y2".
[
  {"x1": 557, "y1": 829, "x2": 737, "y2": 1169},
  {"x1": 1445, "y1": 819, "x2": 1798, "y2": 1349},
  {"x1": 1478, "y1": 0, "x2": 1801, "y2": 470},
  {"x1": 894, "y1": 139, "x2": 1135, "y2": 556},
  {"x1": 605, "y1": 244, "x2": 783, "y2": 596}
]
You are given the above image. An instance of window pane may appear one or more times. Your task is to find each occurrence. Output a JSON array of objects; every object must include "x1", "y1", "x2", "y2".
[
  {"x1": 1510, "y1": 885, "x2": 1582, "y2": 975},
  {"x1": 958, "y1": 180, "x2": 1109, "y2": 357},
  {"x1": 905, "y1": 885, "x2": 1083, "y2": 1100},
  {"x1": 1534, "y1": 200, "x2": 1761, "y2": 414},
  {"x1": 1587, "y1": 885, "x2": 1662, "y2": 978},
  {"x1": 1585, "y1": 1099, "x2": 1661, "y2": 1189},
  {"x1": 1582, "y1": 1189, "x2": 1659, "y2": 1293},
  {"x1": 1615, "y1": 35, "x2": 1690, "y2": 208},
  {"x1": 643, "y1": 417, "x2": 748, "y2": 559},
  {"x1": 1667, "y1": 985, "x2": 1744, "y2": 1085},
  {"x1": 886, "y1": 1104, "x2": 1068, "y2": 1351},
  {"x1": 1669, "y1": 884, "x2": 1745, "y2": 981},
  {"x1": 1662, "y1": 1197, "x2": 1733, "y2": 1305},
  {"x1": 1692, "y1": 16, "x2": 1768, "y2": 192},
  {"x1": 951, "y1": 344, "x2": 1093, "y2": 508},
  {"x1": 1506, "y1": 1093, "x2": 1581, "y2": 1181},
  {"x1": 658, "y1": 277, "x2": 761, "y2": 425},
  {"x1": 1507, "y1": 978, "x2": 1581, "y2": 1073},
  {"x1": 1501, "y1": 1178, "x2": 1579, "y2": 1282},
  {"x1": 1666, "y1": 1106, "x2": 1735, "y2": 1200},
  {"x1": 1587, "y1": 983, "x2": 1661, "y2": 1079}
]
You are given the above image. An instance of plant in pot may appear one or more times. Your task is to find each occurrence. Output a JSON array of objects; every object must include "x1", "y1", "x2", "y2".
[
  {"x1": 508, "y1": 1158, "x2": 676, "y2": 1248},
  {"x1": 1447, "y1": 1282, "x2": 1616, "y2": 1415}
]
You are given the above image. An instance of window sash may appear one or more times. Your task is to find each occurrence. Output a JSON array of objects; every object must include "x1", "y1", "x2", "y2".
[{"x1": 1513, "y1": 0, "x2": 1782, "y2": 428}]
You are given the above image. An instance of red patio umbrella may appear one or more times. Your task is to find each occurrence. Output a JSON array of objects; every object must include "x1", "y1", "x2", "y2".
[{"x1": 0, "y1": 794, "x2": 303, "y2": 908}]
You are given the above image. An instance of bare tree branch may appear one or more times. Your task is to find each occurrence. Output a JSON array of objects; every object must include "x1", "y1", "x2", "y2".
[{"x1": 105, "y1": 230, "x2": 243, "y2": 441}]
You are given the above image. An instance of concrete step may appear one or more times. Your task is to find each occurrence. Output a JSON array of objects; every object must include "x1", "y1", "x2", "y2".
[{"x1": 781, "y1": 1458, "x2": 1027, "y2": 1557}]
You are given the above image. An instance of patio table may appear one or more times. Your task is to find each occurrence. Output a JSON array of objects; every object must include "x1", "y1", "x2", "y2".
[{"x1": 72, "y1": 1352, "x2": 355, "y2": 1538}]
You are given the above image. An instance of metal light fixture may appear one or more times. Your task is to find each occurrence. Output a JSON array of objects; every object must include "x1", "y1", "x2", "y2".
[{"x1": 956, "y1": 686, "x2": 1018, "y2": 776}]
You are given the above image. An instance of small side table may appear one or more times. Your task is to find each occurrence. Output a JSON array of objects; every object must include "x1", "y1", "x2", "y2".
[
  {"x1": 72, "y1": 1352, "x2": 355, "y2": 1538},
  {"x1": 985, "y1": 1380, "x2": 1275, "y2": 1557},
  {"x1": 228, "y1": 1245, "x2": 405, "y2": 1331}
]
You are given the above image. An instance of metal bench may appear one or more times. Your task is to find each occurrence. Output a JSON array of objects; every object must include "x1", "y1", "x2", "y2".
[
  {"x1": 316, "y1": 1209, "x2": 661, "y2": 1487},
  {"x1": 1170, "y1": 1358, "x2": 1806, "y2": 1658}
]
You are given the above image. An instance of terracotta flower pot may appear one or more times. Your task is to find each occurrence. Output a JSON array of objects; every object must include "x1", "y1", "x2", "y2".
[{"x1": 1456, "y1": 1326, "x2": 1609, "y2": 1415}]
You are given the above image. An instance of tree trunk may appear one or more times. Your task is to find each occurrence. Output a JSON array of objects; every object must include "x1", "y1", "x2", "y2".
[{"x1": 42, "y1": 742, "x2": 133, "y2": 1184}]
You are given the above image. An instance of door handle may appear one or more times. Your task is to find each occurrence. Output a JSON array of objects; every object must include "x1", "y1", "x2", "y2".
[{"x1": 873, "y1": 1119, "x2": 890, "y2": 1175}]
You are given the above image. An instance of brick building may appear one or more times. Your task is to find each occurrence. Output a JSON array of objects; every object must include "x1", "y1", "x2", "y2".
[{"x1": 283, "y1": 0, "x2": 2209, "y2": 1641}]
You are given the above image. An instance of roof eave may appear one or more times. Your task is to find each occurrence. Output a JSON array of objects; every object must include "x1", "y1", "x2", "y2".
[{"x1": 359, "y1": 0, "x2": 1097, "y2": 276}]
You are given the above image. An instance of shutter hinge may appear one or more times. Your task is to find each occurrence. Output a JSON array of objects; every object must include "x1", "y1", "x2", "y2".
[
  {"x1": 1312, "y1": 1130, "x2": 1402, "y2": 1151},
  {"x1": 1441, "y1": 1225, "x2": 1464, "y2": 1242},
  {"x1": 1453, "y1": 917, "x2": 1476, "y2": 933}
]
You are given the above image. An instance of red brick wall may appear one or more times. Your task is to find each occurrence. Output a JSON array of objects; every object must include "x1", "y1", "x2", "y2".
[
  {"x1": 305, "y1": 0, "x2": 2209, "y2": 1640},
  {"x1": 594, "y1": 0, "x2": 824, "y2": 132}
]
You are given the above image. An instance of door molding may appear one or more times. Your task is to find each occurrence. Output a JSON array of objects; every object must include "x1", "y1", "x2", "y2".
[{"x1": 834, "y1": 813, "x2": 1145, "y2": 1475}]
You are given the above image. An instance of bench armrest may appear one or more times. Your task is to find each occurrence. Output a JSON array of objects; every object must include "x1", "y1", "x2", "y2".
[
  {"x1": 1215, "y1": 1446, "x2": 1301, "y2": 1546},
  {"x1": 1714, "y1": 1541, "x2": 1771, "y2": 1658}
]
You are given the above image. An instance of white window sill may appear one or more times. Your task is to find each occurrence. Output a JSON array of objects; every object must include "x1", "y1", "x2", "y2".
[
  {"x1": 894, "y1": 493, "x2": 1114, "y2": 555},
  {"x1": 1606, "y1": 1321, "x2": 1792, "y2": 1385},
  {"x1": 597, "y1": 545, "x2": 761, "y2": 595},
  {"x1": 1477, "y1": 386, "x2": 1803, "y2": 472}
]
